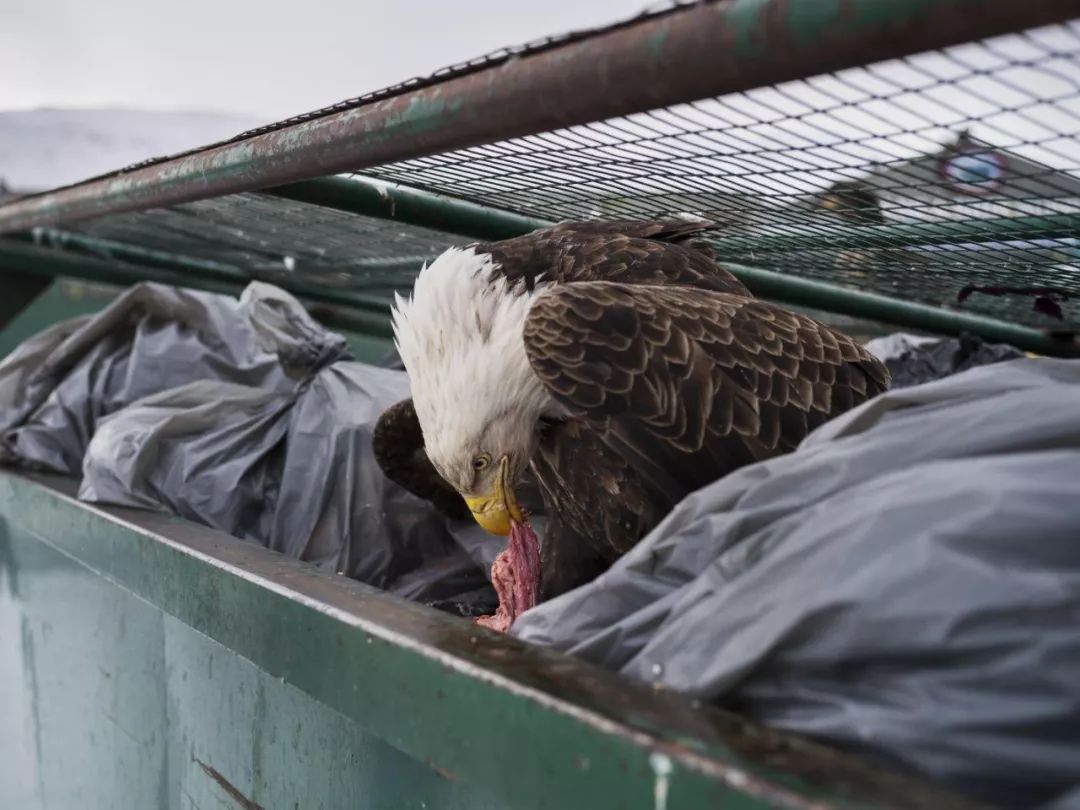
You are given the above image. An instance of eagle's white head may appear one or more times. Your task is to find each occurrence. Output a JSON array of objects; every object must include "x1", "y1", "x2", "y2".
[{"x1": 391, "y1": 246, "x2": 554, "y2": 535}]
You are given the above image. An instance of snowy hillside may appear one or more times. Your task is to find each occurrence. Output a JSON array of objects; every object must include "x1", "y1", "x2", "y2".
[{"x1": 0, "y1": 108, "x2": 261, "y2": 193}]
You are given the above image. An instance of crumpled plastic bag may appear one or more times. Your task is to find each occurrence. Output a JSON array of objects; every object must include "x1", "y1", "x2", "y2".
[
  {"x1": 0, "y1": 281, "x2": 338, "y2": 472},
  {"x1": 515, "y1": 358, "x2": 1080, "y2": 808},
  {"x1": 865, "y1": 331, "x2": 1026, "y2": 388},
  {"x1": 862, "y1": 331, "x2": 938, "y2": 361},
  {"x1": 77, "y1": 362, "x2": 497, "y2": 591},
  {"x1": 1, "y1": 280, "x2": 500, "y2": 604}
]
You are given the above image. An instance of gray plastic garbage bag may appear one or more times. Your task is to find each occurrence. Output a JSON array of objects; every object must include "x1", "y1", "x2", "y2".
[
  {"x1": 79, "y1": 380, "x2": 290, "y2": 540},
  {"x1": 515, "y1": 358, "x2": 1080, "y2": 808},
  {"x1": 0, "y1": 281, "x2": 343, "y2": 472},
  {"x1": 865, "y1": 331, "x2": 1025, "y2": 388},
  {"x1": 862, "y1": 331, "x2": 937, "y2": 361},
  {"x1": 78, "y1": 362, "x2": 492, "y2": 590},
  {"x1": 1, "y1": 279, "x2": 499, "y2": 604},
  {"x1": 1042, "y1": 786, "x2": 1080, "y2": 810}
]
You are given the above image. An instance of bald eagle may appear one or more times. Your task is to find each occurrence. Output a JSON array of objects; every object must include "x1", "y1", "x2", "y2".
[{"x1": 374, "y1": 219, "x2": 889, "y2": 612}]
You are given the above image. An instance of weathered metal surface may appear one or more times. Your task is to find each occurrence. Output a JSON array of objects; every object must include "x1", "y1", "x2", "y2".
[
  {"x1": 0, "y1": 279, "x2": 119, "y2": 359},
  {"x1": 726, "y1": 261, "x2": 1080, "y2": 355},
  {"x1": 0, "y1": 0, "x2": 1075, "y2": 234},
  {"x1": 0, "y1": 472, "x2": 988, "y2": 810},
  {"x1": 6, "y1": 222, "x2": 1076, "y2": 356},
  {"x1": 0, "y1": 525, "x2": 485, "y2": 809},
  {"x1": 23, "y1": 227, "x2": 429, "y2": 288},
  {"x1": 0, "y1": 269, "x2": 50, "y2": 331},
  {"x1": 266, "y1": 176, "x2": 550, "y2": 242},
  {"x1": 707, "y1": 213, "x2": 1080, "y2": 256},
  {"x1": 0, "y1": 237, "x2": 398, "y2": 339}
]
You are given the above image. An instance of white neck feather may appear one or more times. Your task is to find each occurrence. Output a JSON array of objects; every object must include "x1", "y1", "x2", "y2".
[{"x1": 390, "y1": 247, "x2": 552, "y2": 482}]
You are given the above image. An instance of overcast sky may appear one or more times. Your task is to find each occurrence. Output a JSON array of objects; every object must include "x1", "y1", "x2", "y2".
[{"x1": 1, "y1": 0, "x2": 652, "y2": 119}]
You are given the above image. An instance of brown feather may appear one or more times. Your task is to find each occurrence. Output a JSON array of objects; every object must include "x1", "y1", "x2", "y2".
[
  {"x1": 524, "y1": 282, "x2": 890, "y2": 532},
  {"x1": 372, "y1": 399, "x2": 470, "y2": 521}
]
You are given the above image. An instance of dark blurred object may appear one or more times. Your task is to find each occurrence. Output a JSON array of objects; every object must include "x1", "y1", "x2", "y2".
[
  {"x1": 958, "y1": 284, "x2": 1071, "y2": 322},
  {"x1": 879, "y1": 332, "x2": 1026, "y2": 389}
]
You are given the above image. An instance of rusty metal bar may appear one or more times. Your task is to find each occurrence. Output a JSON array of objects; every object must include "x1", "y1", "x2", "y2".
[{"x1": 0, "y1": 0, "x2": 1075, "y2": 234}]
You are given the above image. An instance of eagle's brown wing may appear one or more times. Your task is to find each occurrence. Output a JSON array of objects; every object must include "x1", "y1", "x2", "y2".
[
  {"x1": 476, "y1": 218, "x2": 748, "y2": 296},
  {"x1": 372, "y1": 398, "x2": 470, "y2": 521},
  {"x1": 523, "y1": 282, "x2": 890, "y2": 508},
  {"x1": 530, "y1": 417, "x2": 673, "y2": 598}
]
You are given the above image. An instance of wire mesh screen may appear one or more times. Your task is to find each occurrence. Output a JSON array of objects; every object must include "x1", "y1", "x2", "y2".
[
  {"x1": 38, "y1": 194, "x2": 469, "y2": 297},
  {"x1": 361, "y1": 19, "x2": 1080, "y2": 330},
  {"x1": 18, "y1": 16, "x2": 1080, "y2": 335}
]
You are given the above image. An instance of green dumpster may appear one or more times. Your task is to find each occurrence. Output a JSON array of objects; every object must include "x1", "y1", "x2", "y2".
[{"x1": 2, "y1": 1, "x2": 1078, "y2": 807}]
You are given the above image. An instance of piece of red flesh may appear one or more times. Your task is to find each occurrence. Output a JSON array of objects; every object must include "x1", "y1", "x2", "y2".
[{"x1": 476, "y1": 518, "x2": 541, "y2": 633}]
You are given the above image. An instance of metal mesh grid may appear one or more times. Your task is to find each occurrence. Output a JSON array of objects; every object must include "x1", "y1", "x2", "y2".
[
  {"x1": 17, "y1": 16, "x2": 1080, "y2": 334},
  {"x1": 359, "y1": 19, "x2": 1080, "y2": 329},
  {"x1": 37, "y1": 194, "x2": 469, "y2": 297}
]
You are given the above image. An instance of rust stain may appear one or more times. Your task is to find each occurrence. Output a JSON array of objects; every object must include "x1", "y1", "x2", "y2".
[
  {"x1": 194, "y1": 758, "x2": 264, "y2": 810},
  {"x1": 424, "y1": 758, "x2": 460, "y2": 783}
]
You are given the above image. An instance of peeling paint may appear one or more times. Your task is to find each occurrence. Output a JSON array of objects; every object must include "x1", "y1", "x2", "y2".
[
  {"x1": 195, "y1": 758, "x2": 264, "y2": 810},
  {"x1": 20, "y1": 615, "x2": 47, "y2": 806},
  {"x1": 650, "y1": 751, "x2": 672, "y2": 810}
]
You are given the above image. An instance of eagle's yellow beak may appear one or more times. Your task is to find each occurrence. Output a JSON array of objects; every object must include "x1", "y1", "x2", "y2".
[{"x1": 463, "y1": 457, "x2": 523, "y2": 536}]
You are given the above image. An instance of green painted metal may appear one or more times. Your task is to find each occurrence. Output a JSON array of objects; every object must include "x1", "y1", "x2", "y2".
[
  {"x1": 26, "y1": 227, "x2": 250, "y2": 285},
  {"x1": 0, "y1": 279, "x2": 118, "y2": 359},
  {"x1": 270, "y1": 175, "x2": 1079, "y2": 261},
  {"x1": 708, "y1": 213, "x2": 1080, "y2": 255},
  {"x1": 0, "y1": 472, "x2": 986, "y2": 810},
  {"x1": 0, "y1": 276, "x2": 394, "y2": 366},
  {"x1": 250, "y1": 181, "x2": 1080, "y2": 354},
  {"x1": 0, "y1": 0, "x2": 1072, "y2": 234},
  {"x1": 725, "y1": 262, "x2": 1077, "y2": 356},
  {"x1": 7, "y1": 218, "x2": 1075, "y2": 357},
  {"x1": 0, "y1": 237, "x2": 397, "y2": 340},
  {"x1": 0, "y1": 513, "x2": 485, "y2": 810},
  {"x1": 266, "y1": 176, "x2": 550, "y2": 242},
  {"x1": 0, "y1": 269, "x2": 50, "y2": 331},
  {"x1": 25, "y1": 227, "x2": 430, "y2": 281}
]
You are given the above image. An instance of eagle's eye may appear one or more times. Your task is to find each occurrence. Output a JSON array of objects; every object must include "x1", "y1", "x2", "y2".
[{"x1": 471, "y1": 453, "x2": 492, "y2": 472}]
